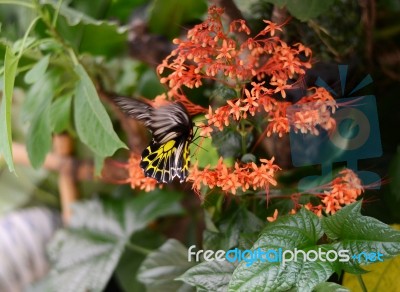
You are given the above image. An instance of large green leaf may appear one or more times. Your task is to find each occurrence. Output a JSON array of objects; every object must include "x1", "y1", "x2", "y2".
[
  {"x1": 203, "y1": 207, "x2": 264, "y2": 251},
  {"x1": 265, "y1": 0, "x2": 335, "y2": 21},
  {"x1": 137, "y1": 239, "x2": 195, "y2": 292},
  {"x1": 115, "y1": 229, "x2": 165, "y2": 292},
  {"x1": 322, "y1": 201, "x2": 400, "y2": 273},
  {"x1": 73, "y1": 64, "x2": 127, "y2": 158},
  {"x1": 25, "y1": 72, "x2": 56, "y2": 168},
  {"x1": 24, "y1": 54, "x2": 49, "y2": 84},
  {"x1": 40, "y1": 2, "x2": 128, "y2": 58},
  {"x1": 0, "y1": 164, "x2": 47, "y2": 216},
  {"x1": 21, "y1": 70, "x2": 57, "y2": 122},
  {"x1": 0, "y1": 46, "x2": 19, "y2": 172},
  {"x1": 212, "y1": 129, "x2": 243, "y2": 159},
  {"x1": 42, "y1": 191, "x2": 183, "y2": 292},
  {"x1": 313, "y1": 282, "x2": 350, "y2": 292},
  {"x1": 178, "y1": 259, "x2": 238, "y2": 292},
  {"x1": 26, "y1": 102, "x2": 52, "y2": 168},
  {"x1": 148, "y1": 0, "x2": 207, "y2": 39},
  {"x1": 50, "y1": 93, "x2": 73, "y2": 134},
  {"x1": 228, "y1": 208, "x2": 337, "y2": 292}
]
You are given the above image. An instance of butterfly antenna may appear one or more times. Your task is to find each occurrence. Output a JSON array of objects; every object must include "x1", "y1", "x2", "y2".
[
  {"x1": 192, "y1": 135, "x2": 205, "y2": 143},
  {"x1": 191, "y1": 142, "x2": 208, "y2": 152}
]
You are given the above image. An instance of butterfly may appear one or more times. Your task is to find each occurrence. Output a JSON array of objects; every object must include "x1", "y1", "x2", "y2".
[{"x1": 113, "y1": 96, "x2": 193, "y2": 183}]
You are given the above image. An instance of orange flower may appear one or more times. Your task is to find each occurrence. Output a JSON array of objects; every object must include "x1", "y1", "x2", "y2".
[
  {"x1": 126, "y1": 153, "x2": 160, "y2": 192},
  {"x1": 227, "y1": 99, "x2": 244, "y2": 120},
  {"x1": 294, "y1": 169, "x2": 364, "y2": 216},
  {"x1": 187, "y1": 157, "x2": 280, "y2": 195},
  {"x1": 267, "y1": 209, "x2": 279, "y2": 222},
  {"x1": 261, "y1": 20, "x2": 283, "y2": 37},
  {"x1": 216, "y1": 39, "x2": 235, "y2": 59}
]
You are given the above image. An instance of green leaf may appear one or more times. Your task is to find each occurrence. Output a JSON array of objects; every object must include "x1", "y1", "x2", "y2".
[
  {"x1": 137, "y1": 239, "x2": 195, "y2": 292},
  {"x1": 178, "y1": 260, "x2": 237, "y2": 292},
  {"x1": 212, "y1": 129, "x2": 243, "y2": 159},
  {"x1": 41, "y1": 3, "x2": 128, "y2": 58},
  {"x1": 47, "y1": 229, "x2": 126, "y2": 292},
  {"x1": 115, "y1": 230, "x2": 165, "y2": 292},
  {"x1": 204, "y1": 207, "x2": 264, "y2": 251},
  {"x1": 322, "y1": 201, "x2": 400, "y2": 273},
  {"x1": 43, "y1": 192, "x2": 183, "y2": 292},
  {"x1": 136, "y1": 68, "x2": 166, "y2": 98},
  {"x1": 25, "y1": 73, "x2": 55, "y2": 168},
  {"x1": 50, "y1": 93, "x2": 73, "y2": 134},
  {"x1": 107, "y1": 0, "x2": 148, "y2": 23},
  {"x1": 265, "y1": 0, "x2": 335, "y2": 21},
  {"x1": 344, "y1": 257, "x2": 399, "y2": 290},
  {"x1": 0, "y1": 164, "x2": 47, "y2": 216},
  {"x1": 22, "y1": 71, "x2": 57, "y2": 122},
  {"x1": 12, "y1": 36, "x2": 36, "y2": 52},
  {"x1": 148, "y1": 0, "x2": 207, "y2": 39},
  {"x1": 313, "y1": 282, "x2": 350, "y2": 292},
  {"x1": 24, "y1": 55, "x2": 50, "y2": 84},
  {"x1": 0, "y1": 46, "x2": 19, "y2": 172},
  {"x1": 228, "y1": 208, "x2": 337, "y2": 292},
  {"x1": 26, "y1": 102, "x2": 52, "y2": 168},
  {"x1": 343, "y1": 225, "x2": 400, "y2": 291},
  {"x1": 73, "y1": 64, "x2": 127, "y2": 158}
]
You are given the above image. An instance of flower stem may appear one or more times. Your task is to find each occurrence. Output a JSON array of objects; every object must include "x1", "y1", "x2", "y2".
[{"x1": 357, "y1": 274, "x2": 368, "y2": 292}]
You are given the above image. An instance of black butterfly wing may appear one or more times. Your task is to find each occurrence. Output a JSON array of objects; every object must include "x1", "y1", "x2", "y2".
[
  {"x1": 141, "y1": 135, "x2": 190, "y2": 183},
  {"x1": 113, "y1": 96, "x2": 192, "y2": 183},
  {"x1": 149, "y1": 102, "x2": 192, "y2": 144},
  {"x1": 113, "y1": 96, "x2": 153, "y2": 128}
]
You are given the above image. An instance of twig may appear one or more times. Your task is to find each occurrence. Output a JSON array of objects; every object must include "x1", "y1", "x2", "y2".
[
  {"x1": 53, "y1": 134, "x2": 78, "y2": 224},
  {"x1": 209, "y1": 0, "x2": 248, "y2": 41},
  {"x1": 359, "y1": 0, "x2": 376, "y2": 67},
  {"x1": 210, "y1": 0, "x2": 244, "y2": 23}
]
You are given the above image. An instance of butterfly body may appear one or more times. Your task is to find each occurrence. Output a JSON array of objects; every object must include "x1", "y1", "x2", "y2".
[{"x1": 113, "y1": 97, "x2": 193, "y2": 183}]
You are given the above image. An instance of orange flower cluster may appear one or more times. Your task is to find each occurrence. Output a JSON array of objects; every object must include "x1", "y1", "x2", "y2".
[
  {"x1": 287, "y1": 87, "x2": 337, "y2": 135},
  {"x1": 267, "y1": 169, "x2": 364, "y2": 222},
  {"x1": 126, "y1": 153, "x2": 159, "y2": 192},
  {"x1": 200, "y1": 84, "x2": 337, "y2": 138},
  {"x1": 304, "y1": 169, "x2": 364, "y2": 216},
  {"x1": 199, "y1": 81, "x2": 280, "y2": 137},
  {"x1": 158, "y1": 6, "x2": 336, "y2": 138},
  {"x1": 158, "y1": 6, "x2": 311, "y2": 95},
  {"x1": 187, "y1": 157, "x2": 281, "y2": 195}
]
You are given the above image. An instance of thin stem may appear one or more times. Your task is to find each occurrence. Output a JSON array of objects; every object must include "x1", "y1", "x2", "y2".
[
  {"x1": 16, "y1": 64, "x2": 34, "y2": 74},
  {"x1": 52, "y1": 0, "x2": 63, "y2": 27},
  {"x1": 0, "y1": 0, "x2": 35, "y2": 9},
  {"x1": 125, "y1": 242, "x2": 153, "y2": 255},
  {"x1": 240, "y1": 121, "x2": 247, "y2": 155},
  {"x1": 17, "y1": 16, "x2": 41, "y2": 59},
  {"x1": 68, "y1": 47, "x2": 79, "y2": 66},
  {"x1": 357, "y1": 274, "x2": 368, "y2": 292},
  {"x1": 34, "y1": 0, "x2": 80, "y2": 67}
]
